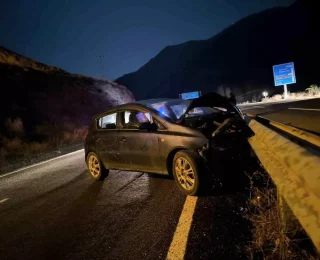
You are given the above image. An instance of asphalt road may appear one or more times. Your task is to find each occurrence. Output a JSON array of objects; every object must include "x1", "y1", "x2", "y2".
[
  {"x1": 239, "y1": 98, "x2": 320, "y2": 134},
  {"x1": 0, "y1": 150, "x2": 252, "y2": 260}
]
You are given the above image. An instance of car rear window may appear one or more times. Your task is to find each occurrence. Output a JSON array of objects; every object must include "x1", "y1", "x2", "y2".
[{"x1": 97, "y1": 113, "x2": 117, "y2": 129}]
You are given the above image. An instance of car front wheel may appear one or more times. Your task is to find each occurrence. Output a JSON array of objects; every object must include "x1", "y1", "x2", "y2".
[
  {"x1": 87, "y1": 152, "x2": 109, "y2": 181},
  {"x1": 173, "y1": 151, "x2": 204, "y2": 196}
]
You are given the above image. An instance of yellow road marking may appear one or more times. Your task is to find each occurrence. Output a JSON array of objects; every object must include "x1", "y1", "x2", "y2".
[{"x1": 166, "y1": 196, "x2": 198, "y2": 260}]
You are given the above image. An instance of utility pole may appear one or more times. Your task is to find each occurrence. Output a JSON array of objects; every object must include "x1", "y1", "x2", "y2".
[{"x1": 99, "y1": 55, "x2": 104, "y2": 80}]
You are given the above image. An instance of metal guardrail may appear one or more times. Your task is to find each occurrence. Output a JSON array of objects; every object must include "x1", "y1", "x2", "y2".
[
  {"x1": 269, "y1": 120, "x2": 320, "y2": 149},
  {"x1": 246, "y1": 115, "x2": 320, "y2": 252},
  {"x1": 246, "y1": 113, "x2": 320, "y2": 150}
]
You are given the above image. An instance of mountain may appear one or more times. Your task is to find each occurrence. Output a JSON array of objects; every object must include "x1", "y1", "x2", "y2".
[
  {"x1": 116, "y1": 0, "x2": 320, "y2": 102},
  {"x1": 0, "y1": 46, "x2": 135, "y2": 134}
]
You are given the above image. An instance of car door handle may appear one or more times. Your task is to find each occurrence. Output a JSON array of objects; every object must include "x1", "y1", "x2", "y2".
[{"x1": 119, "y1": 137, "x2": 127, "y2": 143}]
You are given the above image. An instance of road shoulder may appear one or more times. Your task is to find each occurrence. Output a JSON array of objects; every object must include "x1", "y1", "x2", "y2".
[{"x1": 0, "y1": 143, "x2": 84, "y2": 176}]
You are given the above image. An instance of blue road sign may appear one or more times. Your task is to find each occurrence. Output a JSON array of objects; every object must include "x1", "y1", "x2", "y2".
[
  {"x1": 180, "y1": 91, "x2": 201, "y2": 100},
  {"x1": 272, "y1": 62, "x2": 296, "y2": 86}
]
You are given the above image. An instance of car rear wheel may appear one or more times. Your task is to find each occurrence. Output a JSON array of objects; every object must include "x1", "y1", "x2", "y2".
[
  {"x1": 173, "y1": 151, "x2": 204, "y2": 196},
  {"x1": 87, "y1": 152, "x2": 109, "y2": 181}
]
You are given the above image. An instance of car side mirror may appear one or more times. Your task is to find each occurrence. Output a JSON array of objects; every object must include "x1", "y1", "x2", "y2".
[{"x1": 139, "y1": 122, "x2": 158, "y2": 131}]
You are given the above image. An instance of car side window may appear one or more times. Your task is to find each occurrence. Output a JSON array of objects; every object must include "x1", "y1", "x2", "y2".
[
  {"x1": 97, "y1": 112, "x2": 117, "y2": 129},
  {"x1": 153, "y1": 119, "x2": 166, "y2": 130},
  {"x1": 121, "y1": 110, "x2": 151, "y2": 129}
]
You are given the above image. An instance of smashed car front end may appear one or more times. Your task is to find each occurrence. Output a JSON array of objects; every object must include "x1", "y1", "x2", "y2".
[
  {"x1": 179, "y1": 92, "x2": 254, "y2": 173},
  {"x1": 198, "y1": 116, "x2": 253, "y2": 157}
]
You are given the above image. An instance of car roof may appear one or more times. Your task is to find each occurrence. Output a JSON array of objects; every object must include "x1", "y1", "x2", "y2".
[
  {"x1": 136, "y1": 98, "x2": 180, "y2": 105},
  {"x1": 93, "y1": 98, "x2": 186, "y2": 119},
  {"x1": 93, "y1": 101, "x2": 150, "y2": 119}
]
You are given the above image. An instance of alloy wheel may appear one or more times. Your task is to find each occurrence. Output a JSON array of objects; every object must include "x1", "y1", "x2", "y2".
[
  {"x1": 88, "y1": 154, "x2": 100, "y2": 177},
  {"x1": 175, "y1": 157, "x2": 195, "y2": 191}
]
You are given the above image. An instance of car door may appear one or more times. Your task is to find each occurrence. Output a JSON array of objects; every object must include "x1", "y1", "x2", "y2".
[
  {"x1": 118, "y1": 109, "x2": 162, "y2": 173},
  {"x1": 95, "y1": 112, "x2": 129, "y2": 169}
]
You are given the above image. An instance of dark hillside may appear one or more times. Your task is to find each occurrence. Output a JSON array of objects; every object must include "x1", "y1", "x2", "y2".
[{"x1": 117, "y1": 0, "x2": 319, "y2": 102}]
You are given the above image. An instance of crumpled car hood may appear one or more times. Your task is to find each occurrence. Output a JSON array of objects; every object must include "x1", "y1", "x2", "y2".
[{"x1": 182, "y1": 92, "x2": 243, "y2": 119}]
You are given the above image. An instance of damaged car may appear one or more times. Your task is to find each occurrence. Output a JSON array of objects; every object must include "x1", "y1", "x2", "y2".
[{"x1": 84, "y1": 92, "x2": 253, "y2": 195}]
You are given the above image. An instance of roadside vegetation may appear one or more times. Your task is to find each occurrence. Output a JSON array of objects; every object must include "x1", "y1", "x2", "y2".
[
  {"x1": 0, "y1": 117, "x2": 87, "y2": 170},
  {"x1": 238, "y1": 85, "x2": 320, "y2": 105},
  {"x1": 245, "y1": 171, "x2": 319, "y2": 260}
]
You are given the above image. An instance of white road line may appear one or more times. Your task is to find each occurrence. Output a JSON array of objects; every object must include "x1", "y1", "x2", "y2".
[
  {"x1": 166, "y1": 196, "x2": 198, "y2": 260},
  {"x1": 0, "y1": 198, "x2": 9, "y2": 204},
  {"x1": 289, "y1": 108, "x2": 320, "y2": 112},
  {"x1": 0, "y1": 149, "x2": 84, "y2": 179},
  {"x1": 241, "y1": 106, "x2": 265, "y2": 110},
  {"x1": 252, "y1": 106, "x2": 265, "y2": 108}
]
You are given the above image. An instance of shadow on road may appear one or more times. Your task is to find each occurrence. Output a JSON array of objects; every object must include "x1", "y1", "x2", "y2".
[
  {"x1": 184, "y1": 156, "x2": 260, "y2": 259},
  {"x1": 185, "y1": 191, "x2": 251, "y2": 260},
  {"x1": 34, "y1": 178, "x2": 105, "y2": 259},
  {"x1": 63, "y1": 178, "x2": 104, "y2": 223},
  {"x1": 141, "y1": 153, "x2": 257, "y2": 198},
  {"x1": 145, "y1": 172, "x2": 173, "y2": 180}
]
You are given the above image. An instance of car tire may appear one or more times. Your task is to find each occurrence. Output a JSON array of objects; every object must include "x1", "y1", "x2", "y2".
[
  {"x1": 86, "y1": 152, "x2": 109, "y2": 181},
  {"x1": 172, "y1": 151, "x2": 207, "y2": 196}
]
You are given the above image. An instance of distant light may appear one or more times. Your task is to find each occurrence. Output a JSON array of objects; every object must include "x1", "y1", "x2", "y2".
[{"x1": 262, "y1": 91, "x2": 268, "y2": 98}]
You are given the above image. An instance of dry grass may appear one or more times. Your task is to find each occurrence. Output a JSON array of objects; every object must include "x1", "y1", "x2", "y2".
[
  {"x1": 61, "y1": 128, "x2": 87, "y2": 145},
  {"x1": 5, "y1": 117, "x2": 24, "y2": 137},
  {"x1": 26, "y1": 141, "x2": 50, "y2": 154},
  {"x1": 0, "y1": 131, "x2": 84, "y2": 165},
  {"x1": 261, "y1": 85, "x2": 320, "y2": 102},
  {"x1": 245, "y1": 171, "x2": 319, "y2": 260},
  {"x1": 238, "y1": 85, "x2": 320, "y2": 105},
  {"x1": 0, "y1": 46, "x2": 64, "y2": 73},
  {"x1": 0, "y1": 117, "x2": 86, "y2": 166},
  {"x1": 3, "y1": 137, "x2": 24, "y2": 155},
  {"x1": 1, "y1": 137, "x2": 49, "y2": 158},
  {"x1": 262, "y1": 92, "x2": 320, "y2": 103}
]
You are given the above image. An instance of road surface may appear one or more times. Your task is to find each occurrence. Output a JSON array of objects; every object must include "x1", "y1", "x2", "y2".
[
  {"x1": 239, "y1": 98, "x2": 320, "y2": 134},
  {"x1": 0, "y1": 150, "x2": 252, "y2": 260}
]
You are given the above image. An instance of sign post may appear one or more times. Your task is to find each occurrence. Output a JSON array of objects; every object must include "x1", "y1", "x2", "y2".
[
  {"x1": 284, "y1": 84, "x2": 288, "y2": 99},
  {"x1": 272, "y1": 62, "x2": 296, "y2": 99}
]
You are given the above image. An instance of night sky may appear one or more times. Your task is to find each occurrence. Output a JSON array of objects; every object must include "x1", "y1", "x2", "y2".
[{"x1": 1, "y1": 0, "x2": 294, "y2": 80}]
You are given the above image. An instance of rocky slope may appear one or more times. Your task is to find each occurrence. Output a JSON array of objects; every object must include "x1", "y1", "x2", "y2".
[
  {"x1": 116, "y1": 0, "x2": 319, "y2": 102},
  {"x1": 0, "y1": 46, "x2": 135, "y2": 133}
]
